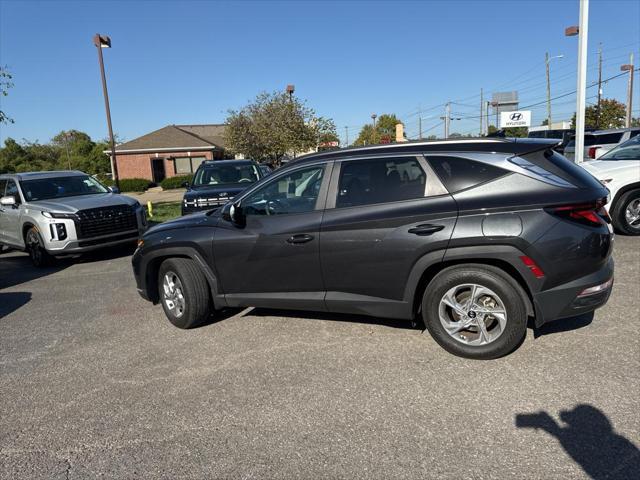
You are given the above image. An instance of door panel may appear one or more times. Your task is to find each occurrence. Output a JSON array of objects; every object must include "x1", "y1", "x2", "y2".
[
  {"x1": 1, "y1": 180, "x2": 24, "y2": 246},
  {"x1": 212, "y1": 163, "x2": 331, "y2": 311},
  {"x1": 320, "y1": 196, "x2": 457, "y2": 304}
]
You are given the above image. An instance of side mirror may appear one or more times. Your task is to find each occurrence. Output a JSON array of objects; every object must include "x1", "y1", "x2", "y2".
[
  {"x1": 0, "y1": 196, "x2": 16, "y2": 207},
  {"x1": 109, "y1": 186, "x2": 120, "y2": 194},
  {"x1": 182, "y1": 181, "x2": 190, "y2": 189},
  {"x1": 221, "y1": 202, "x2": 244, "y2": 226}
]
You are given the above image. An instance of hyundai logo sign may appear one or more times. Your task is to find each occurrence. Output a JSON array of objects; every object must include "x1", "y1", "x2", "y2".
[{"x1": 500, "y1": 110, "x2": 531, "y2": 128}]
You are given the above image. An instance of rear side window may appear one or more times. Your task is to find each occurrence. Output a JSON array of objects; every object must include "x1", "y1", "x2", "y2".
[
  {"x1": 427, "y1": 156, "x2": 506, "y2": 192},
  {"x1": 336, "y1": 157, "x2": 426, "y2": 208}
]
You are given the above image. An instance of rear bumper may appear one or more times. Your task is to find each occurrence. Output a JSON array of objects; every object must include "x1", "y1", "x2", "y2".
[{"x1": 533, "y1": 257, "x2": 614, "y2": 327}]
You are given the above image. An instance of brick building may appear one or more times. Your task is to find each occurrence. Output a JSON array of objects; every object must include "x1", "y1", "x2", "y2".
[{"x1": 111, "y1": 124, "x2": 228, "y2": 182}]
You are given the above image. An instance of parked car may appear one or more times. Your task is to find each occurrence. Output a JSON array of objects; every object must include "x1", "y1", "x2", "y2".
[
  {"x1": 133, "y1": 138, "x2": 613, "y2": 359},
  {"x1": 258, "y1": 164, "x2": 273, "y2": 177},
  {"x1": 0, "y1": 171, "x2": 146, "y2": 266},
  {"x1": 181, "y1": 160, "x2": 264, "y2": 215},
  {"x1": 564, "y1": 127, "x2": 640, "y2": 161},
  {"x1": 581, "y1": 134, "x2": 640, "y2": 235}
]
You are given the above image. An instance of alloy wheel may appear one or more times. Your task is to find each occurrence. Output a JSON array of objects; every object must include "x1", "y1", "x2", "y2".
[
  {"x1": 27, "y1": 230, "x2": 43, "y2": 265},
  {"x1": 438, "y1": 283, "x2": 507, "y2": 346},
  {"x1": 162, "y1": 271, "x2": 186, "y2": 318},
  {"x1": 624, "y1": 197, "x2": 640, "y2": 231}
]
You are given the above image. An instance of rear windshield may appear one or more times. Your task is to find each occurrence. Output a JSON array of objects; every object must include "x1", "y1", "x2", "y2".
[
  {"x1": 193, "y1": 163, "x2": 259, "y2": 186},
  {"x1": 599, "y1": 135, "x2": 640, "y2": 161},
  {"x1": 427, "y1": 156, "x2": 507, "y2": 192}
]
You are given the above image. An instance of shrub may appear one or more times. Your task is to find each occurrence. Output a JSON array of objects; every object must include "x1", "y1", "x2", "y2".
[
  {"x1": 116, "y1": 178, "x2": 152, "y2": 192},
  {"x1": 161, "y1": 175, "x2": 193, "y2": 190}
]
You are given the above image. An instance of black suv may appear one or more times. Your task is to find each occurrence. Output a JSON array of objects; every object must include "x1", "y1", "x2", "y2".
[
  {"x1": 181, "y1": 159, "x2": 264, "y2": 215},
  {"x1": 133, "y1": 139, "x2": 614, "y2": 359}
]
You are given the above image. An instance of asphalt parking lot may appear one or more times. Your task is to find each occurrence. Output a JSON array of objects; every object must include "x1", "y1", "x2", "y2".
[{"x1": 1, "y1": 237, "x2": 639, "y2": 479}]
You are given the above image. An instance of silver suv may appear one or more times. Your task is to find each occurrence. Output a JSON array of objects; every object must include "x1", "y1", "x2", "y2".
[{"x1": 0, "y1": 171, "x2": 147, "y2": 266}]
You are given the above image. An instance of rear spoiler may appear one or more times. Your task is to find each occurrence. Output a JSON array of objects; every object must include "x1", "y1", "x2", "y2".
[{"x1": 506, "y1": 137, "x2": 562, "y2": 157}]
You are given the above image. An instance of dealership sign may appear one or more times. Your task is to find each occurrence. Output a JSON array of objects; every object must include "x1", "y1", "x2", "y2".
[{"x1": 500, "y1": 110, "x2": 531, "y2": 128}]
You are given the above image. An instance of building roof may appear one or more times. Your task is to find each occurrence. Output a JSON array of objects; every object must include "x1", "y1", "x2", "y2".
[{"x1": 114, "y1": 124, "x2": 226, "y2": 153}]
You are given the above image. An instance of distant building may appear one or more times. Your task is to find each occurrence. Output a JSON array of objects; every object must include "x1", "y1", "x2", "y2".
[{"x1": 109, "y1": 124, "x2": 228, "y2": 182}]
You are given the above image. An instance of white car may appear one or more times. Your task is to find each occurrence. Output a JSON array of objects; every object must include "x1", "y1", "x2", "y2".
[
  {"x1": 565, "y1": 128, "x2": 640, "y2": 162},
  {"x1": 581, "y1": 134, "x2": 640, "y2": 235}
]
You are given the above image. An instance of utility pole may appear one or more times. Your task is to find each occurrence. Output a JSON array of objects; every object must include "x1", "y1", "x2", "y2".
[
  {"x1": 622, "y1": 53, "x2": 635, "y2": 128},
  {"x1": 344, "y1": 126, "x2": 349, "y2": 147},
  {"x1": 441, "y1": 102, "x2": 451, "y2": 139},
  {"x1": 546, "y1": 52, "x2": 552, "y2": 127},
  {"x1": 486, "y1": 101, "x2": 490, "y2": 134},
  {"x1": 480, "y1": 88, "x2": 484, "y2": 136},
  {"x1": 596, "y1": 43, "x2": 603, "y2": 128},
  {"x1": 566, "y1": 0, "x2": 589, "y2": 163}
]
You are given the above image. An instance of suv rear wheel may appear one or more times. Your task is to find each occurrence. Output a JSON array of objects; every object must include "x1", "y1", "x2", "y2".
[
  {"x1": 25, "y1": 226, "x2": 53, "y2": 268},
  {"x1": 158, "y1": 258, "x2": 212, "y2": 329},
  {"x1": 422, "y1": 265, "x2": 527, "y2": 359},
  {"x1": 612, "y1": 189, "x2": 640, "y2": 235}
]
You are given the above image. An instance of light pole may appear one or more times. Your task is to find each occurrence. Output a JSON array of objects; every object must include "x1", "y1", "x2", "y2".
[
  {"x1": 93, "y1": 34, "x2": 120, "y2": 191},
  {"x1": 371, "y1": 113, "x2": 377, "y2": 143},
  {"x1": 621, "y1": 54, "x2": 635, "y2": 128},
  {"x1": 565, "y1": 0, "x2": 589, "y2": 163},
  {"x1": 545, "y1": 53, "x2": 564, "y2": 128},
  {"x1": 286, "y1": 84, "x2": 295, "y2": 101}
]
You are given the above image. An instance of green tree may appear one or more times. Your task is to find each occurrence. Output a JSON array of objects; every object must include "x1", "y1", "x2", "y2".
[
  {"x1": 0, "y1": 66, "x2": 13, "y2": 124},
  {"x1": 224, "y1": 91, "x2": 336, "y2": 165},
  {"x1": 571, "y1": 98, "x2": 626, "y2": 129},
  {"x1": 353, "y1": 114, "x2": 404, "y2": 146}
]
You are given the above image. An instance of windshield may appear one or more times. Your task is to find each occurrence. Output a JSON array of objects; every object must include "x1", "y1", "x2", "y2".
[
  {"x1": 21, "y1": 175, "x2": 109, "y2": 201},
  {"x1": 193, "y1": 163, "x2": 259, "y2": 186},
  {"x1": 599, "y1": 135, "x2": 640, "y2": 161}
]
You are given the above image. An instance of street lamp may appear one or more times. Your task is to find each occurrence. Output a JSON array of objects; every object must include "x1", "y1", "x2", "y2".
[
  {"x1": 565, "y1": 0, "x2": 589, "y2": 163},
  {"x1": 621, "y1": 55, "x2": 635, "y2": 128},
  {"x1": 286, "y1": 84, "x2": 295, "y2": 101},
  {"x1": 93, "y1": 33, "x2": 120, "y2": 190},
  {"x1": 545, "y1": 53, "x2": 564, "y2": 127}
]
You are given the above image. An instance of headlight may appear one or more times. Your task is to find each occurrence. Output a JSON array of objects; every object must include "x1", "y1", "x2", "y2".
[{"x1": 41, "y1": 211, "x2": 75, "y2": 219}]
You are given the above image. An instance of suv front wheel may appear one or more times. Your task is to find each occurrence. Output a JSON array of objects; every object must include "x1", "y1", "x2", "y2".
[
  {"x1": 25, "y1": 226, "x2": 53, "y2": 268},
  {"x1": 612, "y1": 189, "x2": 640, "y2": 235},
  {"x1": 158, "y1": 258, "x2": 212, "y2": 329},
  {"x1": 422, "y1": 265, "x2": 528, "y2": 359}
]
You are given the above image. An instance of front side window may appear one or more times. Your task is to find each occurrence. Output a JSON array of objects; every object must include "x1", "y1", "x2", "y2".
[
  {"x1": 20, "y1": 175, "x2": 108, "y2": 202},
  {"x1": 599, "y1": 135, "x2": 640, "y2": 161},
  {"x1": 242, "y1": 166, "x2": 324, "y2": 216},
  {"x1": 0, "y1": 179, "x2": 7, "y2": 197},
  {"x1": 5, "y1": 180, "x2": 22, "y2": 205},
  {"x1": 193, "y1": 163, "x2": 259, "y2": 186},
  {"x1": 336, "y1": 157, "x2": 426, "y2": 208}
]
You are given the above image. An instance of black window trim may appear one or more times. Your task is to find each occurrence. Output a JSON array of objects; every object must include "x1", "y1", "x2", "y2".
[{"x1": 236, "y1": 161, "x2": 333, "y2": 216}]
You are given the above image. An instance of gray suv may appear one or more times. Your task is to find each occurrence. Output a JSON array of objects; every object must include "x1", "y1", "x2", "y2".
[{"x1": 0, "y1": 171, "x2": 147, "y2": 266}]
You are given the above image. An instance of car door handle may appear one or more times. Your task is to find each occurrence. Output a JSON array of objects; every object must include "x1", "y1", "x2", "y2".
[
  {"x1": 408, "y1": 224, "x2": 445, "y2": 236},
  {"x1": 286, "y1": 234, "x2": 314, "y2": 244}
]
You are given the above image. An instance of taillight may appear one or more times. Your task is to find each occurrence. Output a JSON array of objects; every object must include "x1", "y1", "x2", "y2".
[
  {"x1": 520, "y1": 256, "x2": 545, "y2": 278},
  {"x1": 588, "y1": 146, "x2": 601, "y2": 159},
  {"x1": 547, "y1": 198, "x2": 611, "y2": 227}
]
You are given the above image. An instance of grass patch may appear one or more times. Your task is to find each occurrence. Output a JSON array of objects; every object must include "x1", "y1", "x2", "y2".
[{"x1": 146, "y1": 201, "x2": 182, "y2": 225}]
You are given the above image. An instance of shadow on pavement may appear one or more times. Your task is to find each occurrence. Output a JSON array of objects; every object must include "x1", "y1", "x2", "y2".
[
  {"x1": 245, "y1": 307, "x2": 421, "y2": 330},
  {"x1": 533, "y1": 312, "x2": 594, "y2": 338},
  {"x1": 0, "y1": 291, "x2": 32, "y2": 319},
  {"x1": 516, "y1": 404, "x2": 640, "y2": 479},
  {"x1": 0, "y1": 253, "x2": 69, "y2": 290}
]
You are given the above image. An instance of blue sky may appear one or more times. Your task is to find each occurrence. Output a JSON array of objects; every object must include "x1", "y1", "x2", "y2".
[{"x1": 1, "y1": 0, "x2": 638, "y2": 145}]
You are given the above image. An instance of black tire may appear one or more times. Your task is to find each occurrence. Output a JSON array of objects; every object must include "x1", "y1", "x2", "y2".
[
  {"x1": 421, "y1": 264, "x2": 528, "y2": 360},
  {"x1": 157, "y1": 258, "x2": 212, "y2": 329},
  {"x1": 25, "y1": 226, "x2": 54, "y2": 268},
  {"x1": 611, "y1": 189, "x2": 640, "y2": 236}
]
